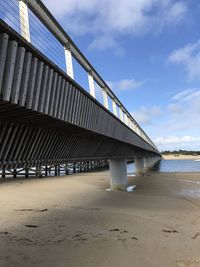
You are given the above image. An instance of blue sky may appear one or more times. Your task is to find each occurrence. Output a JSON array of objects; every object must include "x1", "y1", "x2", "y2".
[
  {"x1": 2, "y1": 0, "x2": 200, "y2": 151},
  {"x1": 42, "y1": 0, "x2": 200, "y2": 151}
]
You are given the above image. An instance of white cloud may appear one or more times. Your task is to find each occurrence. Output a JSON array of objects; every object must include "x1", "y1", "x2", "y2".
[
  {"x1": 155, "y1": 136, "x2": 200, "y2": 146},
  {"x1": 107, "y1": 78, "x2": 144, "y2": 91},
  {"x1": 163, "y1": 88, "x2": 200, "y2": 132},
  {"x1": 172, "y1": 88, "x2": 200, "y2": 102},
  {"x1": 133, "y1": 88, "x2": 200, "y2": 150},
  {"x1": 166, "y1": 2, "x2": 187, "y2": 24},
  {"x1": 167, "y1": 103, "x2": 183, "y2": 114},
  {"x1": 145, "y1": 88, "x2": 200, "y2": 150},
  {"x1": 88, "y1": 36, "x2": 125, "y2": 55},
  {"x1": 168, "y1": 40, "x2": 200, "y2": 80},
  {"x1": 172, "y1": 88, "x2": 197, "y2": 101},
  {"x1": 154, "y1": 136, "x2": 200, "y2": 151},
  {"x1": 43, "y1": 0, "x2": 188, "y2": 52},
  {"x1": 132, "y1": 106, "x2": 162, "y2": 125}
]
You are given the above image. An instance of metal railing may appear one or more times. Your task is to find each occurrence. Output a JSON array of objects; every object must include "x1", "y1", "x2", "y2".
[{"x1": 0, "y1": 0, "x2": 158, "y2": 151}]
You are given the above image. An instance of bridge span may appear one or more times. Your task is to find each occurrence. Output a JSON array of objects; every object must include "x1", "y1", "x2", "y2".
[{"x1": 0, "y1": 0, "x2": 160, "y2": 189}]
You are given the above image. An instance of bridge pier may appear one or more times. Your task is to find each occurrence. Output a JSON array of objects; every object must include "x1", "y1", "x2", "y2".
[
  {"x1": 135, "y1": 157, "x2": 144, "y2": 176},
  {"x1": 144, "y1": 157, "x2": 152, "y2": 170},
  {"x1": 109, "y1": 159, "x2": 127, "y2": 191},
  {"x1": 144, "y1": 156, "x2": 161, "y2": 170}
]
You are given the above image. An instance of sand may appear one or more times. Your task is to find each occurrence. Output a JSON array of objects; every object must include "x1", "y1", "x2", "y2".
[
  {"x1": 0, "y1": 171, "x2": 200, "y2": 267},
  {"x1": 162, "y1": 154, "x2": 200, "y2": 160}
]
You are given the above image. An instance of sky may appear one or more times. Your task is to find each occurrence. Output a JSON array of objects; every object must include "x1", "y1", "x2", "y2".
[
  {"x1": 41, "y1": 0, "x2": 200, "y2": 152},
  {"x1": 2, "y1": 0, "x2": 200, "y2": 151}
]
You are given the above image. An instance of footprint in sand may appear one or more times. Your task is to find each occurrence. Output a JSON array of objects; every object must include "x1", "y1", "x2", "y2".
[
  {"x1": 162, "y1": 229, "x2": 179, "y2": 234},
  {"x1": 192, "y1": 233, "x2": 200, "y2": 239},
  {"x1": 72, "y1": 233, "x2": 88, "y2": 241},
  {"x1": 0, "y1": 231, "x2": 8, "y2": 235},
  {"x1": 25, "y1": 224, "x2": 39, "y2": 228},
  {"x1": 109, "y1": 228, "x2": 120, "y2": 232},
  {"x1": 176, "y1": 260, "x2": 200, "y2": 267},
  {"x1": 109, "y1": 229, "x2": 138, "y2": 241}
]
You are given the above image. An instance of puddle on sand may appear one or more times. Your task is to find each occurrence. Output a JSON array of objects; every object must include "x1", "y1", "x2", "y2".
[
  {"x1": 127, "y1": 173, "x2": 136, "y2": 177},
  {"x1": 127, "y1": 185, "x2": 136, "y2": 192},
  {"x1": 180, "y1": 179, "x2": 200, "y2": 185},
  {"x1": 106, "y1": 185, "x2": 136, "y2": 192},
  {"x1": 180, "y1": 189, "x2": 200, "y2": 199}
]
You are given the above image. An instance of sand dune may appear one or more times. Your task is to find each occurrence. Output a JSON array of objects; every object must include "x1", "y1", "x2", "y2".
[{"x1": 162, "y1": 154, "x2": 200, "y2": 160}]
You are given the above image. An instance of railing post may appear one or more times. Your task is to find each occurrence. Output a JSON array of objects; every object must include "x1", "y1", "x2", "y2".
[
  {"x1": 88, "y1": 71, "x2": 95, "y2": 98},
  {"x1": 19, "y1": 0, "x2": 30, "y2": 42},
  {"x1": 119, "y1": 108, "x2": 124, "y2": 122},
  {"x1": 124, "y1": 113, "x2": 128, "y2": 125},
  {"x1": 112, "y1": 100, "x2": 117, "y2": 116},
  {"x1": 102, "y1": 88, "x2": 108, "y2": 109},
  {"x1": 64, "y1": 44, "x2": 74, "y2": 79}
]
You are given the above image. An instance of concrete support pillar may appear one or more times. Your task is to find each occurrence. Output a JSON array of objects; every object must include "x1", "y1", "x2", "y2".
[
  {"x1": 64, "y1": 45, "x2": 74, "y2": 79},
  {"x1": 109, "y1": 159, "x2": 127, "y2": 191},
  {"x1": 144, "y1": 157, "x2": 152, "y2": 170},
  {"x1": 102, "y1": 89, "x2": 108, "y2": 109},
  {"x1": 19, "y1": 0, "x2": 30, "y2": 42},
  {"x1": 88, "y1": 72, "x2": 95, "y2": 98},
  {"x1": 135, "y1": 157, "x2": 144, "y2": 176}
]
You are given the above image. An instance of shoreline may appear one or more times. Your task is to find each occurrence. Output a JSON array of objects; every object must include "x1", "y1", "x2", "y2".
[
  {"x1": 1, "y1": 170, "x2": 200, "y2": 267},
  {"x1": 162, "y1": 154, "x2": 200, "y2": 160}
]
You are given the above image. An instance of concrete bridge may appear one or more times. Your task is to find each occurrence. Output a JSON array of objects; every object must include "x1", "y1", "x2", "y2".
[{"x1": 0, "y1": 0, "x2": 160, "y2": 189}]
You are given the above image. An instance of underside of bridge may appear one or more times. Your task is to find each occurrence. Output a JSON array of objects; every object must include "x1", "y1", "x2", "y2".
[{"x1": 0, "y1": 108, "x2": 144, "y2": 169}]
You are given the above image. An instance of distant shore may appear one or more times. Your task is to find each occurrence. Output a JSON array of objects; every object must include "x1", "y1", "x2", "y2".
[{"x1": 162, "y1": 154, "x2": 200, "y2": 160}]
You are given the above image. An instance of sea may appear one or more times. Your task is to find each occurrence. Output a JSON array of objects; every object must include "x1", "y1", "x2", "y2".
[{"x1": 127, "y1": 159, "x2": 200, "y2": 173}]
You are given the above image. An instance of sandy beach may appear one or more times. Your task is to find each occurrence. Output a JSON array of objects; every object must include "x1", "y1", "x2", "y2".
[
  {"x1": 162, "y1": 154, "x2": 200, "y2": 160},
  {"x1": 0, "y1": 170, "x2": 200, "y2": 267}
]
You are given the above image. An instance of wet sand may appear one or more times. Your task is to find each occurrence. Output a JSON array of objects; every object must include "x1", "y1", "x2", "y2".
[{"x1": 0, "y1": 171, "x2": 200, "y2": 267}]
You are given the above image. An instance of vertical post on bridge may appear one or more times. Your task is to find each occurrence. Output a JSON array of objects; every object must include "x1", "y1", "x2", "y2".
[
  {"x1": 124, "y1": 113, "x2": 128, "y2": 125},
  {"x1": 2, "y1": 167, "x2": 6, "y2": 179},
  {"x1": 88, "y1": 71, "x2": 95, "y2": 98},
  {"x1": 119, "y1": 108, "x2": 124, "y2": 122},
  {"x1": 25, "y1": 168, "x2": 29, "y2": 178},
  {"x1": 102, "y1": 88, "x2": 109, "y2": 109},
  {"x1": 112, "y1": 100, "x2": 117, "y2": 116},
  {"x1": 13, "y1": 169, "x2": 17, "y2": 178},
  {"x1": 64, "y1": 44, "x2": 74, "y2": 79},
  {"x1": 19, "y1": 0, "x2": 31, "y2": 42}
]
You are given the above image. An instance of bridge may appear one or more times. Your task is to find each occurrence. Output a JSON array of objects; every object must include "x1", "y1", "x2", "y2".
[{"x1": 0, "y1": 0, "x2": 161, "y2": 190}]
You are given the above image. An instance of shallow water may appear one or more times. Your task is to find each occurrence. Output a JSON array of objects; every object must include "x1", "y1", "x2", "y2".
[{"x1": 127, "y1": 159, "x2": 200, "y2": 173}]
